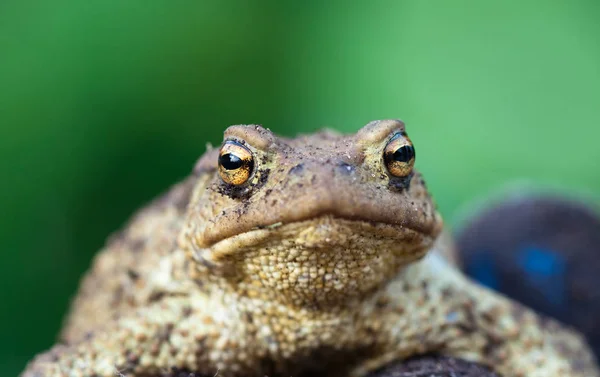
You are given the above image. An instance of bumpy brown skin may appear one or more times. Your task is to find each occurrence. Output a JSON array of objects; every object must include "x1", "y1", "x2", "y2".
[{"x1": 22, "y1": 120, "x2": 598, "y2": 377}]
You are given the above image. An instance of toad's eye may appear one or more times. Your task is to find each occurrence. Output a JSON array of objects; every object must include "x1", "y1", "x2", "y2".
[
  {"x1": 218, "y1": 140, "x2": 254, "y2": 185},
  {"x1": 383, "y1": 133, "x2": 415, "y2": 177}
]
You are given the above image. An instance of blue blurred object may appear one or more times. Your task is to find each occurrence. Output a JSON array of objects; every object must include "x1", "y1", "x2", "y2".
[
  {"x1": 465, "y1": 251, "x2": 500, "y2": 290},
  {"x1": 517, "y1": 246, "x2": 566, "y2": 308},
  {"x1": 457, "y1": 194, "x2": 600, "y2": 358}
]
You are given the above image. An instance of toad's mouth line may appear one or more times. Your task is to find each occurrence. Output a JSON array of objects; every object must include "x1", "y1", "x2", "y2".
[
  {"x1": 251, "y1": 214, "x2": 431, "y2": 233},
  {"x1": 200, "y1": 212, "x2": 440, "y2": 254}
]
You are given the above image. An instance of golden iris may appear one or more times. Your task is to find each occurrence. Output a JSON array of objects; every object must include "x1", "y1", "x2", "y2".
[
  {"x1": 218, "y1": 140, "x2": 254, "y2": 185},
  {"x1": 383, "y1": 133, "x2": 415, "y2": 177}
]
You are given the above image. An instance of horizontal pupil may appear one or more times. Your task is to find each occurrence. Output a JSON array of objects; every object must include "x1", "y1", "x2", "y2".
[
  {"x1": 393, "y1": 145, "x2": 414, "y2": 162},
  {"x1": 220, "y1": 153, "x2": 244, "y2": 170}
]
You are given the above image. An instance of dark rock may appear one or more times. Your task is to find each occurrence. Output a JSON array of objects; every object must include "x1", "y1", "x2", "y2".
[{"x1": 367, "y1": 355, "x2": 498, "y2": 377}]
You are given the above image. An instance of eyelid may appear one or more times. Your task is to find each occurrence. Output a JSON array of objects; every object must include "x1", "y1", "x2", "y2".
[
  {"x1": 387, "y1": 131, "x2": 408, "y2": 143},
  {"x1": 220, "y1": 140, "x2": 253, "y2": 156},
  {"x1": 355, "y1": 119, "x2": 406, "y2": 145},
  {"x1": 223, "y1": 125, "x2": 275, "y2": 150}
]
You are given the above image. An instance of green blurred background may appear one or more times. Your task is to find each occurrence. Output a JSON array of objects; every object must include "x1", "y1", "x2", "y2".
[{"x1": 1, "y1": 1, "x2": 599, "y2": 374}]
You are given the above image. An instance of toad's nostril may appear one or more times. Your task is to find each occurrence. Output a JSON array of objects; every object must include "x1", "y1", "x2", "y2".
[
  {"x1": 336, "y1": 162, "x2": 356, "y2": 175},
  {"x1": 288, "y1": 163, "x2": 305, "y2": 176}
]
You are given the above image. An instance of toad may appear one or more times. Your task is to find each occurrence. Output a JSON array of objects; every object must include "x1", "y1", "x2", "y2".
[{"x1": 22, "y1": 120, "x2": 599, "y2": 377}]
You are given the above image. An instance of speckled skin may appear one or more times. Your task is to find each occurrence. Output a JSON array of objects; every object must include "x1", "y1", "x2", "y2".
[{"x1": 22, "y1": 120, "x2": 598, "y2": 377}]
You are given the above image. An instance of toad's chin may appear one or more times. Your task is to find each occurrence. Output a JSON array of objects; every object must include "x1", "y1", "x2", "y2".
[{"x1": 193, "y1": 215, "x2": 438, "y2": 306}]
